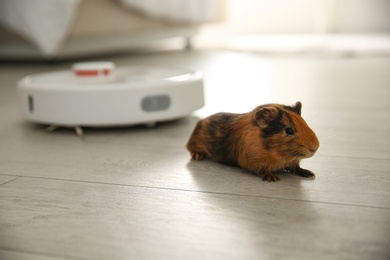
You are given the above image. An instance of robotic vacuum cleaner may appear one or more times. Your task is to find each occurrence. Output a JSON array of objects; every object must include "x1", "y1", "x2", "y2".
[{"x1": 17, "y1": 62, "x2": 204, "y2": 131}]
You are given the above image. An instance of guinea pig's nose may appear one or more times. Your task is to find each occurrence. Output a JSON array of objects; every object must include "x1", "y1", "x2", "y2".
[
  {"x1": 309, "y1": 145, "x2": 319, "y2": 154},
  {"x1": 310, "y1": 139, "x2": 320, "y2": 153}
]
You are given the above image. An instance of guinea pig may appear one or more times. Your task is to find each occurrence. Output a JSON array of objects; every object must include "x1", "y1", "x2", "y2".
[{"x1": 186, "y1": 101, "x2": 319, "y2": 182}]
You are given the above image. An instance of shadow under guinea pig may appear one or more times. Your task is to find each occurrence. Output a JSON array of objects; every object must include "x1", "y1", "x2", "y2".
[{"x1": 186, "y1": 158, "x2": 312, "y2": 199}]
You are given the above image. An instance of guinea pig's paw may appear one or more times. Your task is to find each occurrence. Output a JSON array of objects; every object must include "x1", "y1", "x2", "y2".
[
  {"x1": 261, "y1": 173, "x2": 281, "y2": 182},
  {"x1": 190, "y1": 152, "x2": 205, "y2": 161},
  {"x1": 296, "y1": 168, "x2": 316, "y2": 178}
]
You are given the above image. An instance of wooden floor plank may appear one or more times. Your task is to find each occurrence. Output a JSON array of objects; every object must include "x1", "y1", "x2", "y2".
[
  {"x1": 1, "y1": 152, "x2": 389, "y2": 209},
  {"x1": 1, "y1": 132, "x2": 389, "y2": 207},
  {"x1": 1, "y1": 177, "x2": 389, "y2": 260}
]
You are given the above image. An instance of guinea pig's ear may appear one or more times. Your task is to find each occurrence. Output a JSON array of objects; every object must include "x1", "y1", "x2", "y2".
[
  {"x1": 255, "y1": 107, "x2": 279, "y2": 129},
  {"x1": 294, "y1": 101, "x2": 302, "y2": 115}
]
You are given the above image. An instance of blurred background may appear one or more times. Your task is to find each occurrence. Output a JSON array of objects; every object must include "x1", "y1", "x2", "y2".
[{"x1": 1, "y1": 0, "x2": 389, "y2": 60}]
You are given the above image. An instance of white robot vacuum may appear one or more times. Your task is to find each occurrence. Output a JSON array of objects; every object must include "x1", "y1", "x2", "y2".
[{"x1": 17, "y1": 62, "x2": 204, "y2": 136}]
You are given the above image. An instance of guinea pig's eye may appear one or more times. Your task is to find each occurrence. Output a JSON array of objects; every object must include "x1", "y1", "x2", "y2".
[{"x1": 285, "y1": 128, "x2": 295, "y2": 135}]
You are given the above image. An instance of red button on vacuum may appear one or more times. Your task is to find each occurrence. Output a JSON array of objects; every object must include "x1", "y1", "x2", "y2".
[{"x1": 72, "y1": 62, "x2": 115, "y2": 77}]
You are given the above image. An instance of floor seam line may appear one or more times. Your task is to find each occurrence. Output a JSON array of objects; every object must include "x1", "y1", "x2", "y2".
[
  {"x1": 18, "y1": 175, "x2": 390, "y2": 211},
  {"x1": 0, "y1": 176, "x2": 21, "y2": 187}
]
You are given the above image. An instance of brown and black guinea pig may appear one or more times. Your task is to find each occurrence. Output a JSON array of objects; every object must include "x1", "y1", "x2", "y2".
[{"x1": 186, "y1": 101, "x2": 319, "y2": 182}]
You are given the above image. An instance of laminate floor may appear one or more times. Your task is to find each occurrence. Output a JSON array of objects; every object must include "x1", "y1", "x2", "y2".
[{"x1": 0, "y1": 49, "x2": 389, "y2": 260}]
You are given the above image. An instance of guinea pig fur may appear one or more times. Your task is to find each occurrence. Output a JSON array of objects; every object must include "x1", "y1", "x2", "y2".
[{"x1": 186, "y1": 101, "x2": 319, "y2": 182}]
